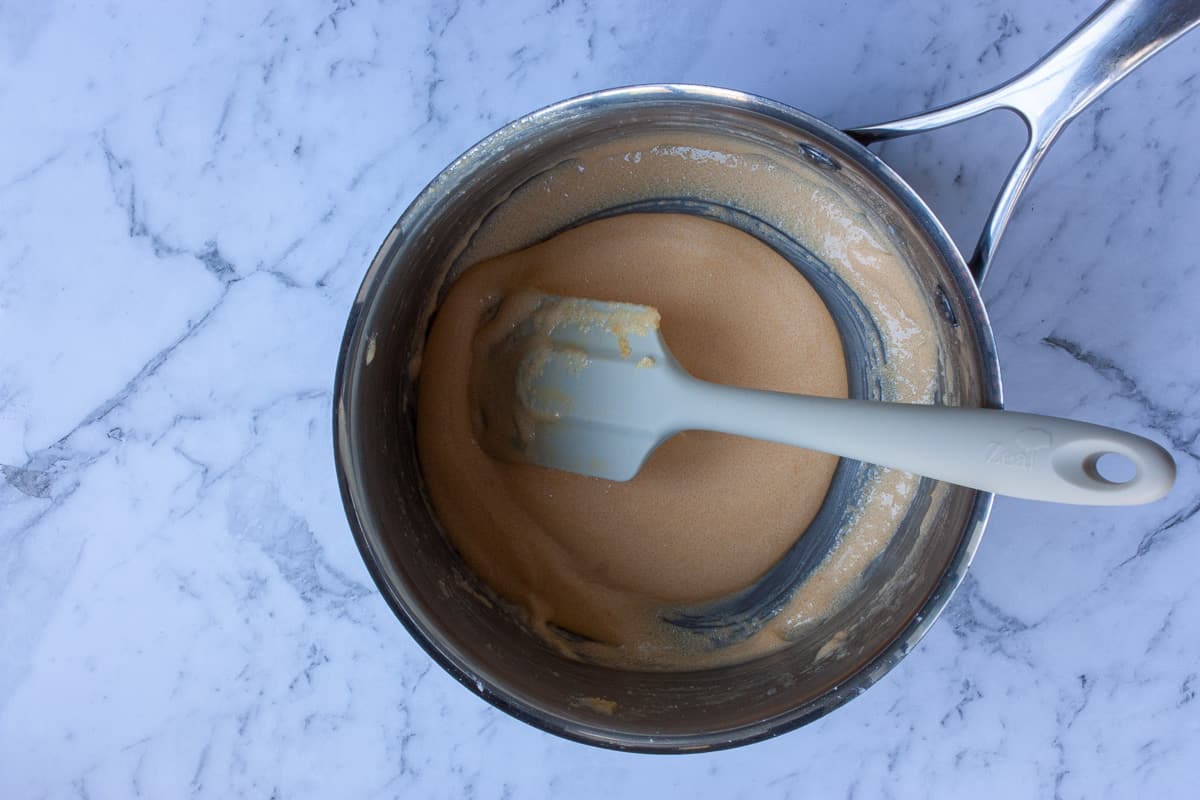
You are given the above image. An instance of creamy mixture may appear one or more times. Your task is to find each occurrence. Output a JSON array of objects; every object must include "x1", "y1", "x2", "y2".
[
  {"x1": 418, "y1": 213, "x2": 848, "y2": 650},
  {"x1": 414, "y1": 129, "x2": 956, "y2": 668}
]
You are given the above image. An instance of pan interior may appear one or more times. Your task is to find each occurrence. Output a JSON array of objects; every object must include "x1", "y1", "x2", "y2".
[{"x1": 336, "y1": 88, "x2": 997, "y2": 750}]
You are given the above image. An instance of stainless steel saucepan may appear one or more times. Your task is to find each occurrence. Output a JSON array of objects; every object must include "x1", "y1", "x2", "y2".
[{"x1": 334, "y1": 0, "x2": 1199, "y2": 752}]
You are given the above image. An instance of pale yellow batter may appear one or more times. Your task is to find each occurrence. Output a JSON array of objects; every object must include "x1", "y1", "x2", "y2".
[{"x1": 417, "y1": 213, "x2": 848, "y2": 651}]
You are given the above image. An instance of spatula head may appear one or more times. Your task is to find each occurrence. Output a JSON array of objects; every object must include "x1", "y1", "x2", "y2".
[{"x1": 472, "y1": 294, "x2": 685, "y2": 481}]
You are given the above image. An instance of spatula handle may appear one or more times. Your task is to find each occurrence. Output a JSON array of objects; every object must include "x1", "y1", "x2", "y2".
[{"x1": 685, "y1": 384, "x2": 1174, "y2": 506}]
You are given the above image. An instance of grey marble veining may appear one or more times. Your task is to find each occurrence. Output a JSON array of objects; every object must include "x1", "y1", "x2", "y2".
[{"x1": 1, "y1": 0, "x2": 1197, "y2": 797}]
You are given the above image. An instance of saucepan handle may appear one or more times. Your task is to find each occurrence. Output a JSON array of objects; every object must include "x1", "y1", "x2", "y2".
[{"x1": 847, "y1": 0, "x2": 1200, "y2": 285}]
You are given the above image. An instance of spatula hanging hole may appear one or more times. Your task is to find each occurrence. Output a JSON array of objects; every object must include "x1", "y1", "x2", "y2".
[{"x1": 1093, "y1": 452, "x2": 1137, "y2": 484}]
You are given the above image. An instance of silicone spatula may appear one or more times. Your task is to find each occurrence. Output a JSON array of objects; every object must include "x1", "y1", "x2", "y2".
[{"x1": 477, "y1": 294, "x2": 1175, "y2": 505}]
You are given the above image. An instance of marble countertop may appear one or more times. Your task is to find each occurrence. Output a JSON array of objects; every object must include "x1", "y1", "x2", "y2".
[{"x1": 3, "y1": 0, "x2": 1198, "y2": 796}]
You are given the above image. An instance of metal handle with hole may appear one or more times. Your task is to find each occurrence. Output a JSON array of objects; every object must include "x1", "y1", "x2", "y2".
[{"x1": 848, "y1": 0, "x2": 1200, "y2": 285}]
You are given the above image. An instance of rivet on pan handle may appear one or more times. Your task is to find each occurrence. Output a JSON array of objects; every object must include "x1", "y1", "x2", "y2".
[{"x1": 847, "y1": 0, "x2": 1200, "y2": 286}]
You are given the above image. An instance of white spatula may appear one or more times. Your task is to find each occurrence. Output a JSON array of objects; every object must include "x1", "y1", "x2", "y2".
[{"x1": 478, "y1": 294, "x2": 1175, "y2": 505}]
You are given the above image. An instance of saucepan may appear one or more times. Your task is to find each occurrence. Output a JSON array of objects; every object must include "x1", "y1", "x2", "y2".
[{"x1": 333, "y1": 0, "x2": 1198, "y2": 752}]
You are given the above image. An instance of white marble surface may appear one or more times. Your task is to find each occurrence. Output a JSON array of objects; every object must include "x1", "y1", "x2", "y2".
[{"x1": 2, "y1": 0, "x2": 1198, "y2": 796}]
